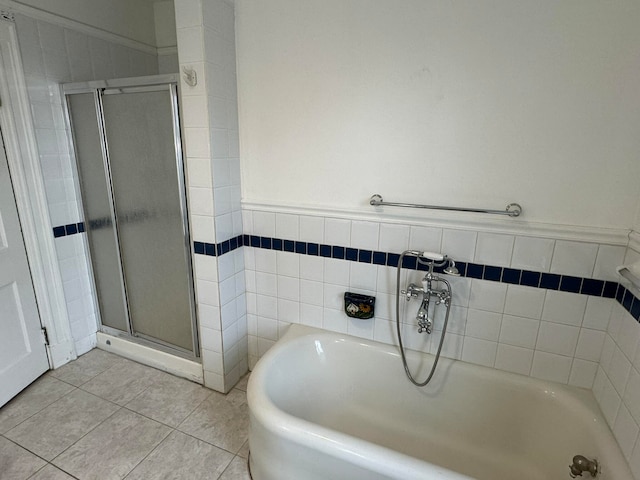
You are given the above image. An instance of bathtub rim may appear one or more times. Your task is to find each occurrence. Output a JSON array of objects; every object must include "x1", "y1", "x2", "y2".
[
  {"x1": 248, "y1": 325, "x2": 475, "y2": 479},
  {"x1": 247, "y1": 324, "x2": 630, "y2": 480}
]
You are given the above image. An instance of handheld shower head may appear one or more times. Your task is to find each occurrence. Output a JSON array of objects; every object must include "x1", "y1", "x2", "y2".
[{"x1": 443, "y1": 259, "x2": 460, "y2": 276}]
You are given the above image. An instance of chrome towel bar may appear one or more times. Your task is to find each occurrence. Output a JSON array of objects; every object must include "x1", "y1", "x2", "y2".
[{"x1": 369, "y1": 194, "x2": 522, "y2": 217}]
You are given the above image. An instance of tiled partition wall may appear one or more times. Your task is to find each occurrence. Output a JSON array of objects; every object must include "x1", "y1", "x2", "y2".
[
  {"x1": 595, "y1": 240, "x2": 640, "y2": 471},
  {"x1": 13, "y1": 12, "x2": 158, "y2": 356},
  {"x1": 241, "y1": 208, "x2": 640, "y2": 465},
  {"x1": 175, "y1": 0, "x2": 247, "y2": 392}
]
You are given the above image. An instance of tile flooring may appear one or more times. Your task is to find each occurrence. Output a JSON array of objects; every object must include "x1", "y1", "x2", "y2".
[{"x1": 0, "y1": 349, "x2": 251, "y2": 479}]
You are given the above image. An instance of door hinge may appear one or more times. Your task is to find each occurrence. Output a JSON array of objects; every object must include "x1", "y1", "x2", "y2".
[{"x1": 41, "y1": 327, "x2": 49, "y2": 345}]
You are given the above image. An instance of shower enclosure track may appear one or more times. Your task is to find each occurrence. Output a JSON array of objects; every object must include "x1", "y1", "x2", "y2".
[{"x1": 369, "y1": 194, "x2": 522, "y2": 217}]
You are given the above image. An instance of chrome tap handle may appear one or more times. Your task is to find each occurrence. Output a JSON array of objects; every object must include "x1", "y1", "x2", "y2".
[
  {"x1": 401, "y1": 284, "x2": 421, "y2": 301},
  {"x1": 417, "y1": 317, "x2": 431, "y2": 334},
  {"x1": 400, "y1": 289, "x2": 415, "y2": 301}
]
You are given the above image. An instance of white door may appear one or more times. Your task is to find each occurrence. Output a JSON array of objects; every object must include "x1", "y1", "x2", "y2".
[{"x1": 0, "y1": 130, "x2": 49, "y2": 407}]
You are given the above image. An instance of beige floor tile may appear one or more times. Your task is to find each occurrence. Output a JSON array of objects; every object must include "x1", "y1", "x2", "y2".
[
  {"x1": 237, "y1": 439, "x2": 249, "y2": 459},
  {"x1": 0, "y1": 436, "x2": 46, "y2": 480},
  {"x1": 234, "y1": 373, "x2": 250, "y2": 392},
  {"x1": 80, "y1": 359, "x2": 163, "y2": 405},
  {"x1": 0, "y1": 377, "x2": 75, "y2": 434},
  {"x1": 28, "y1": 464, "x2": 75, "y2": 479},
  {"x1": 49, "y1": 349, "x2": 125, "y2": 386},
  {"x1": 125, "y1": 430, "x2": 233, "y2": 479},
  {"x1": 5, "y1": 389, "x2": 119, "y2": 461},
  {"x1": 52, "y1": 408, "x2": 171, "y2": 480},
  {"x1": 125, "y1": 374, "x2": 211, "y2": 427},
  {"x1": 178, "y1": 389, "x2": 249, "y2": 454},
  {"x1": 219, "y1": 456, "x2": 251, "y2": 480}
]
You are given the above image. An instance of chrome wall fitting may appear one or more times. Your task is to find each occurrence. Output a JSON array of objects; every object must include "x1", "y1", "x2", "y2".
[
  {"x1": 443, "y1": 259, "x2": 460, "y2": 276},
  {"x1": 395, "y1": 251, "x2": 455, "y2": 386},
  {"x1": 569, "y1": 455, "x2": 598, "y2": 478},
  {"x1": 182, "y1": 66, "x2": 198, "y2": 87},
  {"x1": 370, "y1": 194, "x2": 523, "y2": 217}
]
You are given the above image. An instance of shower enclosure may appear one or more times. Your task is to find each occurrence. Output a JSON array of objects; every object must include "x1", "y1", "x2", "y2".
[{"x1": 64, "y1": 74, "x2": 199, "y2": 358}]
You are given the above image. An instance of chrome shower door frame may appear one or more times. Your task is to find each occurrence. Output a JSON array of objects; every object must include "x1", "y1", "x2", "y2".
[{"x1": 63, "y1": 75, "x2": 200, "y2": 359}]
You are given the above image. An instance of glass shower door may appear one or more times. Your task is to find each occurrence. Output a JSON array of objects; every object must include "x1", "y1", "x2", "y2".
[
  {"x1": 66, "y1": 77, "x2": 197, "y2": 357},
  {"x1": 67, "y1": 93, "x2": 130, "y2": 333},
  {"x1": 100, "y1": 85, "x2": 195, "y2": 352}
]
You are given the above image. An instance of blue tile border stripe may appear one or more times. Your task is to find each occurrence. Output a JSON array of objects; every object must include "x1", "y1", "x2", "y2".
[
  {"x1": 193, "y1": 235, "x2": 245, "y2": 257},
  {"x1": 54, "y1": 222, "x2": 639, "y2": 323},
  {"x1": 52, "y1": 222, "x2": 85, "y2": 238},
  {"x1": 200, "y1": 234, "x2": 639, "y2": 323}
]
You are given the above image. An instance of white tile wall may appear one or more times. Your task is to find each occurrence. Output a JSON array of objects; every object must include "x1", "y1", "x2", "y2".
[
  {"x1": 379, "y1": 223, "x2": 410, "y2": 253},
  {"x1": 541, "y1": 291, "x2": 588, "y2": 326},
  {"x1": 300, "y1": 255, "x2": 322, "y2": 281},
  {"x1": 276, "y1": 213, "x2": 299, "y2": 240},
  {"x1": 575, "y1": 328, "x2": 606, "y2": 362},
  {"x1": 531, "y1": 350, "x2": 573, "y2": 383},
  {"x1": 474, "y1": 232, "x2": 514, "y2": 267},
  {"x1": 350, "y1": 220, "x2": 380, "y2": 250},
  {"x1": 408, "y1": 225, "x2": 442, "y2": 253},
  {"x1": 511, "y1": 236, "x2": 555, "y2": 272},
  {"x1": 465, "y1": 309, "x2": 502, "y2": 342},
  {"x1": 593, "y1": 245, "x2": 627, "y2": 282},
  {"x1": 469, "y1": 281, "x2": 507, "y2": 313},
  {"x1": 550, "y1": 240, "x2": 599, "y2": 277},
  {"x1": 586, "y1": 242, "x2": 639, "y2": 476},
  {"x1": 494, "y1": 344, "x2": 534, "y2": 376},
  {"x1": 177, "y1": 0, "x2": 246, "y2": 392},
  {"x1": 441, "y1": 229, "x2": 477, "y2": 262},
  {"x1": 299, "y1": 215, "x2": 324, "y2": 243},
  {"x1": 569, "y1": 359, "x2": 599, "y2": 389},
  {"x1": 325, "y1": 218, "x2": 351, "y2": 245},
  {"x1": 461, "y1": 337, "x2": 497, "y2": 367},
  {"x1": 503, "y1": 285, "x2": 545, "y2": 319},
  {"x1": 536, "y1": 322, "x2": 580, "y2": 357},
  {"x1": 244, "y1": 207, "x2": 628, "y2": 397},
  {"x1": 499, "y1": 315, "x2": 539, "y2": 349}
]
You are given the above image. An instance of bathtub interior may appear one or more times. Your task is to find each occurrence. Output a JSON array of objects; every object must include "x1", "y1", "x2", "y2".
[{"x1": 255, "y1": 328, "x2": 631, "y2": 480}]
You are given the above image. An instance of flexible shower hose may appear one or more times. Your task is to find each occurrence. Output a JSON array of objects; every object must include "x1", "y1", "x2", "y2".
[{"x1": 395, "y1": 251, "x2": 452, "y2": 387}]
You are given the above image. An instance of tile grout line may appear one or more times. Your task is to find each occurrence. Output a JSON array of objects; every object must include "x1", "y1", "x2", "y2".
[
  {"x1": 119, "y1": 422, "x2": 173, "y2": 480},
  {"x1": 28, "y1": 462, "x2": 81, "y2": 480},
  {"x1": 174, "y1": 426, "x2": 247, "y2": 458},
  {"x1": 52, "y1": 224, "x2": 640, "y2": 319},
  {"x1": 48, "y1": 406, "x2": 123, "y2": 476},
  {"x1": 120, "y1": 387, "x2": 212, "y2": 432},
  {"x1": 215, "y1": 454, "x2": 245, "y2": 480},
  {"x1": 238, "y1": 237, "x2": 640, "y2": 322},
  {"x1": 0, "y1": 383, "x2": 79, "y2": 438},
  {"x1": 118, "y1": 385, "x2": 249, "y2": 478},
  {"x1": 72, "y1": 363, "x2": 247, "y2": 458},
  {"x1": 173, "y1": 386, "x2": 250, "y2": 456},
  {"x1": 3, "y1": 363, "x2": 251, "y2": 478},
  {"x1": 1, "y1": 433, "x2": 52, "y2": 471}
]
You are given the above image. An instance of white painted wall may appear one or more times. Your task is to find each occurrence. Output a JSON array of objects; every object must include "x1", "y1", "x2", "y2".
[
  {"x1": 154, "y1": 0, "x2": 176, "y2": 48},
  {"x1": 12, "y1": 0, "x2": 158, "y2": 46},
  {"x1": 154, "y1": 0, "x2": 178, "y2": 73},
  {"x1": 236, "y1": 0, "x2": 640, "y2": 230}
]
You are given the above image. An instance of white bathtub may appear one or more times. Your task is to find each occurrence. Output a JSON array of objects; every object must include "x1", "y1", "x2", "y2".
[{"x1": 248, "y1": 325, "x2": 634, "y2": 480}]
